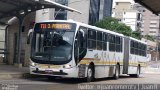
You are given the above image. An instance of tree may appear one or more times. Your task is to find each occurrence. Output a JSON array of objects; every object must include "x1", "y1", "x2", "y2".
[
  {"x1": 95, "y1": 17, "x2": 119, "y2": 30},
  {"x1": 131, "y1": 31, "x2": 142, "y2": 39},
  {"x1": 95, "y1": 17, "x2": 157, "y2": 41},
  {"x1": 143, "y1": 35, "x2": 155, "y2": 41},
  {"x1": 95, "y1": 17, "x2": 132, "y2": 37}
]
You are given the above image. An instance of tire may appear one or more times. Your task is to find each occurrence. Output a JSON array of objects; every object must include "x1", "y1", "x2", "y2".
[
  {"x1": 47, "y1": 76, "x2": 56, "y2": 80},
  {"x1": 135, "y1": 66, "x2": 140, "y2": 78},
  {"x1": 86, "y1": 65, "x2": 95, "y2": 82},
  {"x1": 129, "y1": 66, "x2": 140, "y2": 78},
  {"x1": 113, "y1": 64, "x2": 120, "y2": 79}
]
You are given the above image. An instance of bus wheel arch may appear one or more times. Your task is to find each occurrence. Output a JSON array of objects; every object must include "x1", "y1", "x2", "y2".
[
  {"x1": 86, "y1": 62, "x2": 95, "y2": 82},
  {"x1": 136, "y1": 64, "x2": 141, "y2": 78},
  {"x1": 117, "y1": 63, "x2": 120, "y2": 74},
  {"x1": 138, "y1": 64, "x2": 141, "y2": 74},
  {"x1": 113, "y1": 63, "x2": 120, "y2": 79},
  {"x1": 129, "y1": 64, "x2": 141, "y2": 78}
]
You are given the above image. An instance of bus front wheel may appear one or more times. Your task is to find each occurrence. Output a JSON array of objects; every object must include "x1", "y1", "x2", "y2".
[
  {"x1": 86, "y1": 65, "x2": 95, "y2": 82},
  {"x1": 47, "y1": 76, "x2": 57, "y2": 80}
]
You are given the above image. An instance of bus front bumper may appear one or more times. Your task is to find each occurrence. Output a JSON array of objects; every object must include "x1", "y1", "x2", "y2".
[{"x1": 30, "y1": 66, "x2": 79, "y2": 78}]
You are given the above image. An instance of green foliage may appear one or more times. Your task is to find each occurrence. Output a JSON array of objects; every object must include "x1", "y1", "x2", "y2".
[
  {"x1": 95, "y1": 17, "x2": 119, "y2": 30},
  {"x1": 131, "y1": 31, "x2": 142, "y2": 39},
  {"x1": 95, "y1": 17, "x2": 132, "y2": 37},
  {"x1": 143, "y1": 35, "x2": 155, "y2": 41},
  {"x1": 95, "y1": 17, "x2": 157, "y2": 41}
]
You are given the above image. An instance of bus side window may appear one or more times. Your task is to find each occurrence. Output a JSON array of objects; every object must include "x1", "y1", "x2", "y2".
[
  {"x1": 97, "y1": 31, "x2": 103, "y2": 50},
  {"x1": 88, "y1": 29, "x2": 96, "y2": 49},
  {"x1": 79, "y1": 27, "x2": 87, "y2": 48},
  {"x1": 103, "y1": 33, "x2": 107, "y2": 51},
  {"x1": 109, "y1": 34, "x2": 116, "y2": 51}
]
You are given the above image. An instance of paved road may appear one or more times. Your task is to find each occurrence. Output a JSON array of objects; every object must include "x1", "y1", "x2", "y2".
[{"x1": 0, "y1": 74, "x2": 160, "y2": 90}]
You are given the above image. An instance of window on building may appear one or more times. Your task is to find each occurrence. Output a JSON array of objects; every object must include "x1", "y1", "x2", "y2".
[
  {"x1": 149, "y1": 31, "x2": 156, "y2": 33},
  {"x1": 54, "y1": 0, "x2": 68, "y2": 20},
  {"x1": 89, "y1": 0, "x2": 100, "y2": 25},
  {"x1": 137, "y1": 13, "x2": 141, "y2": 21},
  {"x1": 143, "y1": 10, "x2": 145, "y2": 12},
  {"x1": 118, "y1": 19, "x2": 122, "y2": 22},
  {"x1": 116, "y1": 2, "x2": 119, "y2": 5}
]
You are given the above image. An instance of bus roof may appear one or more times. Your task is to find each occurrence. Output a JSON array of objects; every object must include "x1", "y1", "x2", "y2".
[
  {"x1": 36, "y1": 20, "x2": 147, "y2": 44},
  {"x1": 76, "y1": 21, "x2": 124, "y2": 37},
  {"x1": 129, "y1": 37, "x2": 147, "y2": 44},
  {"x1": 37, "y1": 20, "x2": 124, "y2": 37}
]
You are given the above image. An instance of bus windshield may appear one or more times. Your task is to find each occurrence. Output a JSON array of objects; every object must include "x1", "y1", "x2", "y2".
[{"x1": 31, "y1": 22, "x2": 76, "y2": 64}]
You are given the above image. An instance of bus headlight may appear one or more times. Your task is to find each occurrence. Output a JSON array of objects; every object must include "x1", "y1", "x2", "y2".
[
  {"x1": 30, "y1": 61, "x2": 36, "y2": 67},
  {"x1": 63, "y1": 65, "x2": 71, "y2": 69}
]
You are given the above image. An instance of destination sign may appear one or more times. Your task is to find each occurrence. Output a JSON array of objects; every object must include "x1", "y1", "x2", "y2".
[{"x1": 39, "y1": 23, "x2": 72, "y2": 30}]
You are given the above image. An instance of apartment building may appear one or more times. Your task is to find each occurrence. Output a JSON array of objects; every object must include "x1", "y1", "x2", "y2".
[{"x1": 112, "y1": 1, "x2": 140, "y2": 31}]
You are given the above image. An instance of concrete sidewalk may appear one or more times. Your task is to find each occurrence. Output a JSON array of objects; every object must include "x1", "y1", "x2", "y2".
[{"x1": 0, "y1": 63, "x2": 30, "y2": 79}]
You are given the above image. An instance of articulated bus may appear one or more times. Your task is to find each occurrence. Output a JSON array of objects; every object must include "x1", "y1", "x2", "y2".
[{"x1": 29, "y1": 20, "x2": 148, "y2": 82}]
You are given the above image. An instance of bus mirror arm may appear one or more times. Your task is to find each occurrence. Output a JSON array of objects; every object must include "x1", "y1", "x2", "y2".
[{"x1": 27, "y1": 29, "x2": 33, "y2": 44}]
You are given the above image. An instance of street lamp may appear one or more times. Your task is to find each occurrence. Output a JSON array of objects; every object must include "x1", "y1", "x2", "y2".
[{"x1": 54, "y1": 0, "x2": 84, "y2": 19}]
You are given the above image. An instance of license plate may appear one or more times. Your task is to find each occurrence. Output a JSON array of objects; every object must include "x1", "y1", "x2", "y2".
[{"x1": 45, "y1": 70, "x2": 53, "y2": 73}]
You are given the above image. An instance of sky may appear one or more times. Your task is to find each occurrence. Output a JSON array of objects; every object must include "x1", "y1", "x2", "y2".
[
  {"x1": 112, "y1": 0, "x2": 135, "y2": 8},
  {"x1": 113, "y1": 0, "x2": 135, "y2": 3}
]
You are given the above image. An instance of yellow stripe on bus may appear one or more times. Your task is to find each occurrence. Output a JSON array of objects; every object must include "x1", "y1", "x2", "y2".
[{"x1": 79, "y1": 60, "x2": 146, "y2": 67}]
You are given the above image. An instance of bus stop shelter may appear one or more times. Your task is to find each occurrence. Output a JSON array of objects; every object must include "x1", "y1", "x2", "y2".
[
  {"x1": 0, "y1": 0, "x2": 81, "y2": 66},
  {"x1": 135, "y1": 0, "x2": 160, "y2": 15}
]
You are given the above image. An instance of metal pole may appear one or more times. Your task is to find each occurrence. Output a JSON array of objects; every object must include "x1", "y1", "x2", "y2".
[
  {"x1": 157, "y1": 14, "x2": 160, "y2": 61},
  {"x1": 156, "y1": 41, "x2": 158, "y2": 61},
  {"x1": 17, "y1": 18, "x2": 23, "y2": 66},
  {"x1": 4, "y1": 25, "x2": 9, "y2": 64}
]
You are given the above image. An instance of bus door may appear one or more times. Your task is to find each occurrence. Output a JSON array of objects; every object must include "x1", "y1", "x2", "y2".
[
  {"x1": 74, "y1": 27, "x2": 87, "y2": 65},
  {"x1": 74, "y1": 27, "x2": 87, "y2": 78},
  {"x1": 102, "y1": 33, "x2": 108, "y2": 75},
  {"x1": 123, "y1": 37, "x2": 130, "y2": 74}
]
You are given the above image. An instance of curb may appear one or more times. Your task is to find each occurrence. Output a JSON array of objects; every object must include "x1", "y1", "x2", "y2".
[
  {"x1": 0, "y1": 73, "x2": 36, "y2": 79},
  {"x1": 144, "y1": 72, "x2": 160, "y2": 74},
  {"x1": 0, "y1": 73, "x2": 24, "y2": 79}
]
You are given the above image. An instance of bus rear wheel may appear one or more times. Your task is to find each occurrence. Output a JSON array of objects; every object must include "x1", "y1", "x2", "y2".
[
  {"x1": 86, "y1": 65, "x2": 95, "y2": 82},
  {"x1": 129, "y1": 65, "x2": 140, "y2": 78}
]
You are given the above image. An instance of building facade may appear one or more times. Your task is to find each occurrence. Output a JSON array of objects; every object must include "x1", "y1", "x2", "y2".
[
  {"x1": 0, "y1": 25, "x2": 5, "y2": 62},
  {"x1": 36, "y1": 0, "x2": 113, "y2": 25},
  {"x1": 6, "y1": 13, "x2": 35, "y2": 66},
  {"x1": 5, "y1": 0, "x2": 113, "y2": 67},
  {"x1": 133, "y1": 3, "x2": 160, "y2": 36},
  {"x1": 141, "y1": 9, "x2": 160, "y2": 36},
  {"x1": 112, "y1": 1, "x2": 140, "y2": 31},
  {"x1": 134, "y1": 3, "x2": 160, "y2": 61}
]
